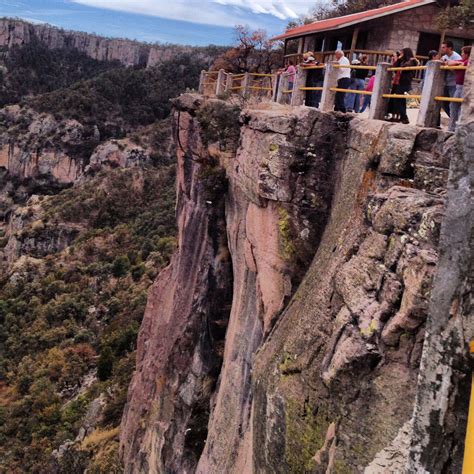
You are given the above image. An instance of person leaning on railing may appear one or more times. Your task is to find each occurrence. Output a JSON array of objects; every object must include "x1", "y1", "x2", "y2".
[
  {"x1": 448, "y1": 45, "x2": 471, "y2": 132},
  {"x1": 441, "y1": 40, "x2": 462, "y2": 117}
]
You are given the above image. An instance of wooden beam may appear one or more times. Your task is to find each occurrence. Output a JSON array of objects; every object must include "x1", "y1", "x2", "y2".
[
  {"x1": 297, "y1": 37, "x2": 304, "y2": 54},
  {"x1": 349, "y1": 27, "x2": 360, "y2": 61},
  {"x1": 439, "y1": 30, "x2": 446, "y2": 50}
]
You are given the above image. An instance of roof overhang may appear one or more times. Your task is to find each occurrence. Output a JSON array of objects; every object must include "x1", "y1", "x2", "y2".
[{"x1": 271, "y1": 0, "x2": 437, "y2": 41}]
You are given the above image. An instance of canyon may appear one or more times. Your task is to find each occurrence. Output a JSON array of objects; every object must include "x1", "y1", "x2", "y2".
[
  {"x1": 0, "y1": 18, "x2": 223, "y2": 68},
  {"x1": 120, "y1": 66, "x2": 473, "y2": 472}
]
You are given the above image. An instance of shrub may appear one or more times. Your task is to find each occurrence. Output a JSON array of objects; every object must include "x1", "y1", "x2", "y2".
[
  {"x1": 97, "y1": 346, "x2": 115, "y2": 381},
  {"x1": 111, "y1": 256, "x2": 131, "y2": 278}
]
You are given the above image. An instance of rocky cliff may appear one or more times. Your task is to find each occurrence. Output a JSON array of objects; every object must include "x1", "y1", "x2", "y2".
[
  {"x1": 0, "y1": 19, "x2": 223, "y2": 68},
  {"x1": 121, "y1": 81, "x2": 472, "y2": 471}
]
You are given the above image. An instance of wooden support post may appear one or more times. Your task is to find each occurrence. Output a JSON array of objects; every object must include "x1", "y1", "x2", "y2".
[
  {"x1": 439, "y1": 30, "x2": 446, "y2": 51},
  {"x1": 297, "y1": 37, "x2": 304, "y2": 54},
  {"x1": 417, "y1": 61, "x2": 444, "y2": 128},
  {"x1": 198, "y1": 70, "x2": 206, "y2": 94},
  {"x1": 320, "y1": 62, "x2": 339, "y2": 112},
  {"x1": 291, "y1": 66, "x2": 308, "y2": 106},
  {"x1": 369, "y1": 62, "x2": 392, "y2": 120},
  {"x1": 276, "y1": 74, "x2": 289, "y2": 104},
  {"x1": 216, "y1": 69, "x2": 226, "y2": 96},
  {"x1": 225, "y1": 73, "x2": 234, "y2": 93},
  {"x1": 349, "y1": 27, "x2": 359, "y2": 61},
  {"x1": 242, "y1": 72, "x2": 251, "y2": 97}
]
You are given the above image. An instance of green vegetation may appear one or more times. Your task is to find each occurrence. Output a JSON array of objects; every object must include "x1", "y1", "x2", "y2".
[
  {"x1": 0, "y1": 38, "x2": 121, "y2": 108},
  {"x1": 284, "y1": 399, "x2": 331, "y2": 473},
  {"x1": 0, "y1": 166, "x2": 176, "y2": 471},
  {"x1": 278, "y1": 207, "x2": 296, "y2": 262},
  {"x1": 30, "y1": 53, "x2": 210, "y2": 137},
  {"x1": 196, "y1": 101, "x2": 241, "y2": 151}
]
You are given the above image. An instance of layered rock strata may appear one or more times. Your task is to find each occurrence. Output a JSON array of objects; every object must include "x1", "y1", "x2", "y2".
[{"x1": 0, "y1": 19, "x2": 221, "y2": 68}]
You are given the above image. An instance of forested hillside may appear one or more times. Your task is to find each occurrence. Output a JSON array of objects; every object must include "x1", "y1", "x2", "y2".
[{"x1": 0, "y1": 31, "x2": 221, "y2": 472}]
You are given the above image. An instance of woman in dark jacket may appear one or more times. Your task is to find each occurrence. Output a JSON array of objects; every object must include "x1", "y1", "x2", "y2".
[{"x1": 395, "y1": 47, "x2": 418, "y2": 123}]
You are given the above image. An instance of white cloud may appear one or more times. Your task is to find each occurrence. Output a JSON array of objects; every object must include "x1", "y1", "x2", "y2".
[{"x1": 69, "y1": 0, "x2": 311, "y2": 27}]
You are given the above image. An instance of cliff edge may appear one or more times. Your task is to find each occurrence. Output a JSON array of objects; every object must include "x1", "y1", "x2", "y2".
[{"x1": 120, "y1": 72, "x2": 472, "y2": 472}]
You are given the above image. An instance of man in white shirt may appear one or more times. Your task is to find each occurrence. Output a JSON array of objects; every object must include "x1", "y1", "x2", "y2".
[
  {"x1": 441, "y1": 41, "x2": 462, "y2": 116},
  {"x1": 334, "y1": 50, "x2": 351, "y2": 112}
]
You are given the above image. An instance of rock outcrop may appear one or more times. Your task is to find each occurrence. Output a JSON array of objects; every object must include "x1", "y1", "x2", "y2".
[
  {"x1": 0, "y1": 19, "x2": 223, "y2": 68},
  {"x1": 0, "y1": 106, "x2": 153, "y2": 185},
  {"x1": 121, "y1": 88, "x2": 471, "y2": 473}
]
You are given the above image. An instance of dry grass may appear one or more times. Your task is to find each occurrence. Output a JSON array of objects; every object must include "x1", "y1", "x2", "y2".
[{"x1": 81, "y1": 427, "x2": 120, "y2": 448}]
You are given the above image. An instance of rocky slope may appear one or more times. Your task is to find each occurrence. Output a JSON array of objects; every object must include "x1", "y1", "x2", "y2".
[
  {"x1": 121, "y1": 75, "x2": 472, "y2": 472},
  {"x1": 0, "y1": 100, "x2": 178, "y2": 472},
  {"x1": 0, "y1": 19, "x2": 224, "y2": 68}
]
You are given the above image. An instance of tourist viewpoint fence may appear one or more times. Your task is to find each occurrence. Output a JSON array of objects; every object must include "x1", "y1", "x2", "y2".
[{"x1": 198, "y1": 61, "x2": 471, "y2": 129}]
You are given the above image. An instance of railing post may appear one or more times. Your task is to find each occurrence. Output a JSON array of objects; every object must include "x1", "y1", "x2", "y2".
[
  {"x1": 291, "y1": 66, "x2": 308, "y2": 106},
  {"x1": 369, "y1": 62, "x2": 392, "y2": 120},
  {"x1": 215, "y1": 69, "x2": 226, "y2": 96},
  {"x1": 272, "y1": 73, "x2": 279, "y2": 102},
  {"x1": 242, "y1": 72, "x2": 251, "y2": 97},
  {"x1": 198, "y1": 70, "x2": 206, "y2": 94},
  {"x1": 320, "y1": 62, "x2": 338, "y2": 112},
  {"x1": 225, "y1": 73, "x2": 234, "y2": 93},
  {"x1": 276, "y1": 74, "x2": 289, "y2": 104},
  {"x1": 417, "y1": 61, "x2": 444, "y2": 128}
]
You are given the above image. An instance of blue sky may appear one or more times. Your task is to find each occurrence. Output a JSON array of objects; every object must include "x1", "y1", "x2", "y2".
[{"x1": 0, "y1": 0, "x2": 313, "y2": 46}]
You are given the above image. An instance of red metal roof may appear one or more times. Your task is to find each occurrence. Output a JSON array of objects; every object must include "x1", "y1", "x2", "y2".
[{"x1": 271, "y1": 0, "x2": 436, "y2": 41}]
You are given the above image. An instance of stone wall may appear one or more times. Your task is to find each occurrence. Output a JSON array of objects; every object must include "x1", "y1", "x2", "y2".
[{"x1": 367, "y1": 4, "x2": 474, "y2": 54}]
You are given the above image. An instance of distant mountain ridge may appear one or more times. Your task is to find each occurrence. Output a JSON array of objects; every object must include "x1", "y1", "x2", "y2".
[{"x1": 0, "y1": 18, "x2": 226, "y2": 67}]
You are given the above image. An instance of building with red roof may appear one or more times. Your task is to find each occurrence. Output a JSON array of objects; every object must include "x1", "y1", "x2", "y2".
[{"x1": 272, "y1": 0, "x2": 474, "y2": 64}]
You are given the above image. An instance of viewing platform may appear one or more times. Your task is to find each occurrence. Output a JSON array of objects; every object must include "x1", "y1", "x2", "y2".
[{"x1": 198, "y1": 61, "x2": 471, "y2": 129}]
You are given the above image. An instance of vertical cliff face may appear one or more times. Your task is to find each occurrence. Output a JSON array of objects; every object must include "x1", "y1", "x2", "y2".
[
  {"x1": 0, "y1": 19, "x2": 223, "y2": 68},
  {"x1": 121, "y1": 90, "x2": 471, "y2": 472}
]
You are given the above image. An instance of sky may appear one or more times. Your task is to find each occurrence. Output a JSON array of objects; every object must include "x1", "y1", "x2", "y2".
[{"x1": 0, "y1": 0, "x2": 314, "y2": 46}]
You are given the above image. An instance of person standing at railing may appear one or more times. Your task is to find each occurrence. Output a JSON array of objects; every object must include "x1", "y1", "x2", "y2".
[
  {"x1": 346, "y1": 55, "x2": 369, "y2": 113},
  {"x1": 301, "y1": 52, "x2": 324, "y2": 108},
  {"x1": 387, "y1": 51, "x2": 402, "y2": 121},
  {"x1": 277, "y1": 60, "x2": 296, "y2": 103},
  {"x1": 285, "y1": 60, "x2": 296, "y2": 98},
  {"x1": 334, "y1": 50, "x2": 351, "y2": 112},
  {"x1": 441, "y1": 41, "x2": 462, "y2": 117},
  {"x1": 395, "y1": 48, "x2": 419, "y2": 124},
  {"x1": 448, "y1": 45, "x2": 471, "y2": 132}
]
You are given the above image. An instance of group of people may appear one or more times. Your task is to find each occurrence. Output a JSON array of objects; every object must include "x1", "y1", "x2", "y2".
[
  {"x1": 437, "y1": 41, "x2": 471, "y2": 132},
  {"x1": 280, "y1": 40, "x2": 471, "y2": 131}
]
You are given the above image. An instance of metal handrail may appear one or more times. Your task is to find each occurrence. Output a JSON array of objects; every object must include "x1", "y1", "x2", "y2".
[
  {"x1": 434, "y1": 96, "x2": 464, "y2": 103},
  {"x1": 300, "y1": 65, "x2": 326, "y2": 70},
  {"x1": 334, "y1": 65, "x2": 377, "y2": 70},
  {"x1": 382, "y1": 93, "x2": 422, "y2": 99},
  {"x1": 440, "y1": 65, "x2": 468, "y2": 70},
  {"x1": 387, "y1": 66, "x2": 427, "y2": 71},
  {"x1": 331, "y1": 88, "x2": 373, "y2": 95}
]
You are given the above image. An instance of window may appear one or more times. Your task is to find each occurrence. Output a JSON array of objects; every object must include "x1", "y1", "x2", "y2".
[{"x1": 417, "y1": 32, "x2": 441, "y2": 56}]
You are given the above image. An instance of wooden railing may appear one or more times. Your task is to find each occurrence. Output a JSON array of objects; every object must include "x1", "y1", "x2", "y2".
[
  {"x1": 197, "y1": 61, "x2": 470, "y2": 129},
  {"x1": 199, "y1": 70, "x2": 277, "y2": 99},
  {"x1": 284, "y1": 49, "x2": 428, "y2": 81}
]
